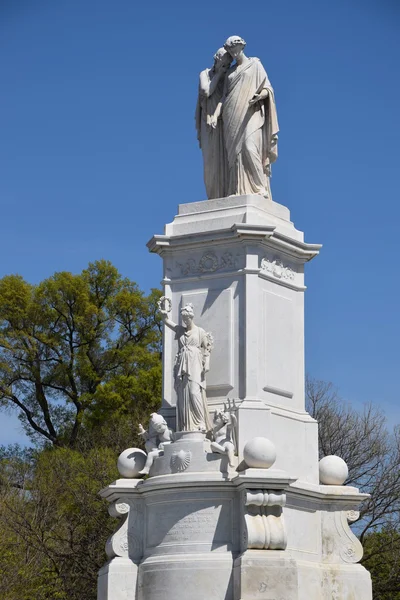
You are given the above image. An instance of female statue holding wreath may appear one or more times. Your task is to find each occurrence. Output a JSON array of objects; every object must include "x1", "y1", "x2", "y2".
[{"x1": 158, "y1": 297, "x2": 213, "y2": 432}]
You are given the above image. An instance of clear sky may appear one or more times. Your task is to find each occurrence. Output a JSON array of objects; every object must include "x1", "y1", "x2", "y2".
[{"x1": 1, "y1": 0, "x2": 399, "y2": 445}]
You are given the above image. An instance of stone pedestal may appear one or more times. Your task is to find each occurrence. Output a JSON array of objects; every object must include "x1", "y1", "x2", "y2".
[
  {"x1": 148, "y1": 194, "x2": 320, "y2": 484},
  {"x1": 97, "y1": 195, "x2": 373, "y2": 600}
]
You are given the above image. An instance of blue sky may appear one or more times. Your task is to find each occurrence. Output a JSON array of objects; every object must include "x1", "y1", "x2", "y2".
[{"x1": 1, "y1": 0, "x2": 399, "y2": 444}]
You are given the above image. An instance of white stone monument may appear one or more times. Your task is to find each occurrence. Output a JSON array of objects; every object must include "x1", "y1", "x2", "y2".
[{"x1": 97, "y1": 36, "x2": 373, "y2": 600}]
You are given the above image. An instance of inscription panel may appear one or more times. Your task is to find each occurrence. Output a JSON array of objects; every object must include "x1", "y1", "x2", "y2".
[{"x1": 146, "y1": 499, "x2": 232, "y2": 548}]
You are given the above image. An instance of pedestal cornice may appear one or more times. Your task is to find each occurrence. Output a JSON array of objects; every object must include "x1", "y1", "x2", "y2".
[{"x1": 147, "y1": 224, "x2": 321, "y2": 264}]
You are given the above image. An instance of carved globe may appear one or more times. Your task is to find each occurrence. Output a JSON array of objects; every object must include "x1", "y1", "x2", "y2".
[
  {"x1": 319, "y1": 455, "x2": 348, "y2": 485},
  {"x1": 243, "y1": 437, "x2": 276, "y2": 469},
  {"x1": 117, "y1": 448, "x2": 147, "y2": 478}
]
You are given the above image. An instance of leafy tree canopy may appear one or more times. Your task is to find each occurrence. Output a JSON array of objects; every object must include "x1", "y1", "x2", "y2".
[
  {"x1": 0, "y1": 445, "x2": 117, "y2": 600},
  {"x1": 0, "y1": 260, "x2": 162, "y2": 448}
]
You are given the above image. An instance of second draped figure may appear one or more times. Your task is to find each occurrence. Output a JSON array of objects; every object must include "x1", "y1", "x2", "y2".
[{"x1": 196, "y1": 35, "x2": 279, "y2": 200}]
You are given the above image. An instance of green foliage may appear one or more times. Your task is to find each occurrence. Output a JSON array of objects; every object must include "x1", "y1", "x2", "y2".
[
  {"x1": 0, "y1": 261, "x2": 163, "y2": 598},
  {"x1": 0, "y1": 260, "x2": 162, "y2": 447},
  {"x1": 0, "y1": 445, "x2": 118, "y2": 600},
  {"x1": 363, "y1": 528, "x2": 400, "y2": 599}
]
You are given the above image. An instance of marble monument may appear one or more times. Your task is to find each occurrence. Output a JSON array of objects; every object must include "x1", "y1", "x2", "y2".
[{"x1": 97, "y1": 35, "x2": 373, "y2": 600}]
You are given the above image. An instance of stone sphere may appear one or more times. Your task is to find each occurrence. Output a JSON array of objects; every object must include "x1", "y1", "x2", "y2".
[
  {"x1": 117, "y1": 448, "x2": 147, "y2": 478},
  {"x1": 243, "y1": 437, "x2": 276, "y2": 469},
  {"x1": 319, "y1": 455, "x2": 348, "y2": 485}
]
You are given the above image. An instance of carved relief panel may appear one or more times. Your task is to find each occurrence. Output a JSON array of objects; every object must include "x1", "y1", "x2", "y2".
[{"x1": 166, "y1": 249, "x2": 244, "y2": 280}]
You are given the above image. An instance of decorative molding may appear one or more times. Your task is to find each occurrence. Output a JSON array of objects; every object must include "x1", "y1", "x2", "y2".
[
  {"x1": 176, "y1": 251, "x2": 238, "y2": 277},
  {"x1": 242, "y1": 489, "x2": 287, "y2": 551},
  {"x1": 260, "y1": 257, "x2": 295, "y2": 281}
]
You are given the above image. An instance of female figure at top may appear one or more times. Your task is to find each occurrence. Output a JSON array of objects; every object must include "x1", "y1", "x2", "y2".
[
  {"x1": 211, "y1": 36, "x2": 279, "y2": 198},
  {"x1": 195, "y1": 47, "x2": 232, "y2": 199},
  {"x1": 159, "y1": 299, "x2": 213, "y2": 432}
]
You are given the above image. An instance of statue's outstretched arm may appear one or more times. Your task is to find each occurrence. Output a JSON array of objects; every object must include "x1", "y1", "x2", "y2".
[{"x1": 163, "y1": 317, "x2": 178, "y2": 332}]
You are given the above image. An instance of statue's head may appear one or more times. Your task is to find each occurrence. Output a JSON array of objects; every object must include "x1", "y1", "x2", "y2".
[
  {"x1": 224, "y1": 35, "x2": 246, "y2": 60},
  {"x1": 214, "y1": 410, "x2": 229, "y2": 425},
  {"x1": 213, "y1": 47, "x2": 232, "y2": 70},
  {"x1": 180, "y1": 303, "x2": 194, "y2": 326},
  {"x1": 150, "y1": 413, "x2": 167, "y2": 434}
]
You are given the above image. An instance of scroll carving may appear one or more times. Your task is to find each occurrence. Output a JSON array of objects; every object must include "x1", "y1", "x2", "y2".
[
  {"x1": 242, "y1": 489, "x2": 287, "y2": 551},
  {"x1": 337, "y1": 511, "x2": 363, "y2": 563},
  {"x1": 321, "y1": 510, "x2": 363, "y2": 564},
  {"x1": 105, "y1": 497, "x2": 143, "y2": 561}
]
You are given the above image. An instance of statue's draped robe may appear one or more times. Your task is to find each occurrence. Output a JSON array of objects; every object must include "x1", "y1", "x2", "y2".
[
  {"x1": 174, "y1": 325, "x2": 212, "y2": 432},
  {"x1": 195, "y1": 69, "x2": 228, "y2": 199},
  {"x1": 222, "y1": 57, "x2": 279, "y2": 197}
]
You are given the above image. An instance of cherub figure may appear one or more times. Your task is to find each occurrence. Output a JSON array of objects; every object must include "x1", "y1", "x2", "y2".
[
  {"x1": 138, "y1": 413, "x2": 174, "y2": 475},
  {"x1": 210, "y1": 406, "x2": 237, "y2": 467}
]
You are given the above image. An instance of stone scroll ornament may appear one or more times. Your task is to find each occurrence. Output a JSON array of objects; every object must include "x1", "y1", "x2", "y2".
[
  {"x1": 158, "y1": 297, "x2": 213, "y2": 433},
  {"x1": 196, "y1": 35, "x2": 279, "y2": 200},
  {"x1": 321, "y1": 510, "x2": 364, "y2": 564},
  {"x1": 105, "y1": 498, "x2": 143, "y2": 562},
  {"x1": 242, "y1": 490, "x2": 287, "y2": 551}
]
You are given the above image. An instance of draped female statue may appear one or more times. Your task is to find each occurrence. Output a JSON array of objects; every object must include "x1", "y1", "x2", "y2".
[
  {"x1": 158, "y1": 298, "x2": 213, "y2": 432},
  {"x1": 210, "y1": 36, "x2": 279, "y2": 198},
  {"x1": 195, "y1": 48, "x2": 232, "y2": 200}
]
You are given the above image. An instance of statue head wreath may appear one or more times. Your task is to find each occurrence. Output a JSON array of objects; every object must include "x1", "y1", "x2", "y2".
[
  {"x1": 180, "y1": 303, "x2": 195, "y2": 317},
  {"x1": 224, "y1": 35, "x2": 246, "y2": 50}
]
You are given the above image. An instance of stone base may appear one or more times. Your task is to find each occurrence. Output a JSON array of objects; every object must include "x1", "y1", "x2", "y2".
[
  {"x1": 98, "y1": 558, "x2": 138, "y2": 600},
  {"x1": 97, "y1": 465, "x2": 372, "y2": 600},
  {"x1": 234, "y1": 552, "x2": 299, "y2": 599},
  {"x1": 234, "y1": 552, "x2": 372, "y2": 600},
  {"x1": 138, "y1": 554, "x2": 233, "y2": 600},
  {"x1": 98, "y1": 552, "x2": 372, "y2": 600}
]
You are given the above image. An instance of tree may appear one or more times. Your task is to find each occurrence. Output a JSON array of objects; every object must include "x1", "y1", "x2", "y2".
[
  {"x1": 0, "y1": 261, "x2": 162, "y2": 448},
  {"x1": 0, "y1": 445, "x2": 118, "y2": 600},
  {"x1": 306, "y1": 376, "x2": 400, "y2": 597},
  {"x1": 363, "y1": 528, "x2": 400, "y2": 600},
  {"x1": 0, "y1": 260, "x2": 164, "y2": 599}
]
